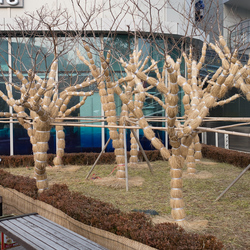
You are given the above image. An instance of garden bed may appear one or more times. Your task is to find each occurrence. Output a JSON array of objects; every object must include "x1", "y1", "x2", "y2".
[{"x1": 2, "y1": 158, "x2": 250, "y2": 249}]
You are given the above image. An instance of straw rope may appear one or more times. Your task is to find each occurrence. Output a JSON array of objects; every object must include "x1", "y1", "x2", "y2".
[
  {"x1": 33, "y1": 116, "x2": 51, "y2": 192},
  {"x1": 197, "y1": 42, "x2": 207, "y2": 71},
  {"x1": 53, "y1": 124, "x2": 65, "y2": 168},
  {"x1": 116, "y1": 103, "x2": 129, "y2": 178},
  {"x1": 120, "y1": 57, "x2": 170, "y2": 160},
  {"x1": 42, "y1": 60, "x2": 58, "y2": 109},
  {"x1": 219, "y1": 36, "x2": 231, "y2": 57},
  {"x1": 129, "y1": 111, "x2": 139, "y2": 165},
  {"x1": 129, "y1": 77, "x2": 147, "y2": 165},
  {"x1": 186, "y1": 143, "x2": 196, "y2": 174},
  {"x1": 169, "y1": 155, "x2": 185, "y2": 221},
  {"x1": 99, "y1": 50, "x2": 129, "y2": 178}
]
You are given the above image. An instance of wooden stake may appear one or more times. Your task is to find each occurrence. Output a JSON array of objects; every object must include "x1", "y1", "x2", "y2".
[
  {"x1": 197, "y1": 126, "x2": 250, "y2": 138},
  {"x1": 130, "y1": 127, "x2": 153, "y2": 174},
  {"x1": 215, "y1": 164, "x2": 250, "y2": 201},
  {"x1": 85, "y1": 137, "x2": 111, "y2": 179},
  {"x1": 214, "y1": 122, "x2": 250, "y2": 130}
]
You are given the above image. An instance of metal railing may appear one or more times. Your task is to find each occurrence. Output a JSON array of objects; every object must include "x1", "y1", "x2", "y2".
[{"x1": 229, "y1": 19, "x2": 250, "y2": 52}]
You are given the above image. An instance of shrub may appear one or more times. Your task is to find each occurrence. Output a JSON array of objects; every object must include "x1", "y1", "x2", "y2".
[
  {"x1": 1, "y1": 146, "x2": 249, "y2": 169},
  {"x1": 0, "y1": 169, "x2": 223, "y2": 249},
  {"x1": 202, "y1": 144, "x2": 250, "y2": 168},
  {"x1": 38, "y1": 183, "x2": 120, "y2": 225},
  {"x1": 0, "y1": 169, "x2": 37, "y2": 199},
  {"x1": 0, "y1": 150, "x2": 163, "y2": 168}
]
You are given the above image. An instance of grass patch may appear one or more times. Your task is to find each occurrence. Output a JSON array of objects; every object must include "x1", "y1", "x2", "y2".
[{"x1": 5, "y1": 159, "x2": 250, "y2": 249}]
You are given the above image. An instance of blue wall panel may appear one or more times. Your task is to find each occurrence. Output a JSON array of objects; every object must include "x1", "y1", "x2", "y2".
[{"x1": 79, "y1": 93, "x2": 102, "y2": 152}]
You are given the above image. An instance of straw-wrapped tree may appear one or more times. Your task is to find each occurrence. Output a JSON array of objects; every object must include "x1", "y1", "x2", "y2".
[
  {"x1": 75, "y1": 31, "x2": 250, "y2": 225},
  {"x1": 0, "y1": 60, "x2": 94, "y2": 191},
  {"x1": 119, "y1": 36, "x2": 250, "y2": 224},
  {"x1": 47, "y1": 0, "x2": 250, "y2": 225},
  {"x1": 0, "y1": 7, "x2": 99, "y2": 191},
  {"x1": 1, "y1": 0, "x2": 250, "y2": 226}
]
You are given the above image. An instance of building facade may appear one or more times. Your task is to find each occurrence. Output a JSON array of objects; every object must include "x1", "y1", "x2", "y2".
[
  {"x1": 223, "y1": 0, "x2": 250, "y2": 54},
  {"x1": 0, "y1": 0, "x2": 205, "y2": 156},
  {"x1": 198, "y1": 0, "x2": 250, "y2": 152}
]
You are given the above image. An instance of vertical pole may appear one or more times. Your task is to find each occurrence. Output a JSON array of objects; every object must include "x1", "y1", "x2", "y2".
[
  {"x1": 123, "y1": 124, "x2": 129, "y2": 192},
  {"x1": 55, "y1": 36, "x2": 59, "y2": 154},
  {"x1": 136, "y1": 129, "x2": 139, "y2": 152},
  {"x1": 135, "y1": 31, "x2": 139, "y2": 153},
  {"x1": 101, "y1": 110, "x2": 105, "y2": 150},
  {"x1": 8, "y1": 36, "x2": 13, "y2": 156},
  {"x1": 224, "y1": 134, "x2": 229, "y2": 149},
  {"x1": 202, "y1": 132, "x2": 207, "y2": 144},
  {"x1": 215, "y1": 132, "x2": 218, "y2": 147},
  {"x1": 0, "y1": 196, "x2": 2, "y2": 216},
  {"x1": 165, "y1": 125, "x2": 168, "y2": 149},
  {"x1": 165, "y1": 59, "x2": 168, "y2": 149},
  {"x1": 100, "y1": 35, "x2": 105, "y2": 151}
]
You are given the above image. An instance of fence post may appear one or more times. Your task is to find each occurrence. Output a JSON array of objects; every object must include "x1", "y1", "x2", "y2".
[
  {"x1": 202, "y1": 132, "x2": 207, "y2": 144},
  {"x1": 215, "y1": 132, "x2": 218, "y2": 147},
  {"x1": 224, "y1": 134, "x2": 229, "y2": 149}
]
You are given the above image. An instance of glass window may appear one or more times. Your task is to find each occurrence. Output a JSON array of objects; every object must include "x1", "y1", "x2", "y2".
[
  {"x1": 58, "y1": 37, "x2": 102, "y2": 153},
  {"x1": 11, "y1": 37, "x2": 55, "y2": 155},
  {"x1": 11, "y1": 37, "x2": 55, "y2": 74},
  {"x1": 0, "y1": 38, "x2": 10, "y2": 155},
  {"x1": 104, "y1": 34, "x2": 134, "y2": 75},
  {"x1": 102, "y1": 35, "x2": 133, "y2": 151},
  {"x1": 0, "y1": 39, "x2": 9, "y2": 113},
  {"x1": 2, "y1": 34, "x2": 187, "y2": 155},
  {"x1": 79, "y1": 93, "x2": 102, "y2": 152}
]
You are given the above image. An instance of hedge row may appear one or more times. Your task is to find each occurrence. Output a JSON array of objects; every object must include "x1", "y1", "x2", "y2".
[
  {"x1": 1, "y1": 144, "x2": 249, "y2": 169},
  {"x1": 0, "y1": 150, "x2": 162, "y2": 168},
  {"x1": 201, "y1": 144, "x2": 250, "y2": 168},
  {"x1": 0, "y1": 169, "x2": 223, "y2": 249}
]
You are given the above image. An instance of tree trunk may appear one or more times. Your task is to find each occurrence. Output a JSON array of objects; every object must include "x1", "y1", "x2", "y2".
[
  {"x1": 33, "y1": 118, "x2": 50, "y2": 192},
  {"x1": 186, "y1": 143, "x2": 196, "y2": 174},
  {"x1": 186, "y1": 134, "x2": 202, "y2": 174},
  {"x1": 53, "y1": 124, "x2": 65, "y2": 168},
  {"x1": 194, "y1": 134, "x2": 202, "y2": 163},
  {"x1": 169, "y1": 153, "x2": 186, "y2": 222},
  {"x1": 129, "y1": 130, "x2": 138, "y2": 166}
]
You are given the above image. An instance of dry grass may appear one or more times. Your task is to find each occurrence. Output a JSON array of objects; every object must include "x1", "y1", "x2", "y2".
[{"x1": 5, "y1": 158, "x2": 250, "y2": 249}]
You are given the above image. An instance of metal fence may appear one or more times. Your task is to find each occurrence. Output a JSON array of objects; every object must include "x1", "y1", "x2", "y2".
[{"x1": 201, "y1": 124, "x2": 250, "y2": 153}]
